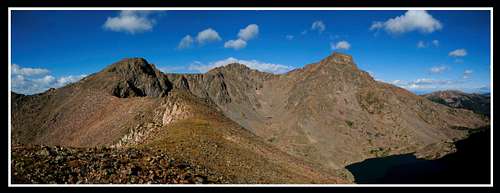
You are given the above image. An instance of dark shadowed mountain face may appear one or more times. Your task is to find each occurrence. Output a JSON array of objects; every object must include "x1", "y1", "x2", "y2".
[
  {"x1": 422, "y1": 90, "x2": 491, "y2": 117},
  {"x1": 346, "y1": 127, "x2": 490, "y2": 184},
  {"x1": 11, "y1": 52, "x2": 489, "y2": 184}
]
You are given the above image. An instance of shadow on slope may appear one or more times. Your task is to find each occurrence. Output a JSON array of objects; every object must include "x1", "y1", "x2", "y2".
[{"x1": 346, "y1": 127, "x2": 490, "y2": 184}]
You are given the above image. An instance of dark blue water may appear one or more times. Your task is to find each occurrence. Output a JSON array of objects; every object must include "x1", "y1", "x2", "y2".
[{"x1": 346, "y1": 128, "x2": 490, "y2": 184}]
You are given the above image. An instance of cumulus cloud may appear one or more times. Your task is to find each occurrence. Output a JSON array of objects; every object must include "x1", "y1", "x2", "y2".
[
  {"x1": 238, "y1": 24, "x2": 259, "y2": 41},
  {"x1": 177, "y1": 35, "x2": 194, "y2": 49},
  {"x1": 196, "y1": 28, "x2": 222, "y2": 44},
  {"x1": 103, "y1": 10, "x2": 160, "y2": 34},
  {"x1": 177, "y1": 28, "x2": 222, "y2": 50},
  {"x1": 286, "y1": 35, "x2": 294, "y2": 40},
  {"x1": 429, "y1": 66, "x2": 448, "y2": 73},
  {"x1": 11, "y1": 64, "x2": 86, "y2": 95},
  {"x1": 417, "y1": 41, "x2": 427, "y2": 48},
  {"x1": 391, "y1": 80, "x2": 403, "y2": 85},
  {"x1": 11, "y1": 64, "x2": 49, "y2": 76},
  {"x1": 224, "y1": 24, "x2": 260, "y2": 50},
  {"x1": 188, "y1": 57, "x2": 294, "y2": 74},
  {"x1": 413, "y1": 78, "x2": 454, "y2": 85},
  {"x1": 432, "y1": 40, "x2": 440, "y2": 47},
  {"x1": 55, "y1": 75, "x2": 87, "y2": 86},
  {"x1": 417, "y1": 40, "x2": 440, "y2": 48},
  {"x1": 33, "y1": 75, "x2": 56, "y2": 86},
  {"x1": 369, "y1": 22, "x2": 384, "y2": 31},
  {"x1": 370, "y1": 10, "x2": 442, "y2": 34},
  {"x1": 331, "y1": 40, "x2": 351, "y2": 50},
  {"x1": 388, "y1": 76, "x2": 477, "y2": 92},
  {"x1": 224, "y1": 39, "x2": 247, "y2": 50},
  {"x1": 449, "y1": 49, "x2": 467, "y2": 57},
  {"x1": 463, "y1": 70, "x2": 473, "y2": 79},
  {"x1": 311, "y1": 21, "x2": 326, "y2": 33},
  {"x1": 389, "y1": 78, "x2": 460, "y2": 91}
]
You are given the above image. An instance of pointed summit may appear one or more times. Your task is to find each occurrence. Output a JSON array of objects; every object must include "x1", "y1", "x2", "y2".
[
  {"x1": 104, "y1": 57, "x2": 155, "y2": 75},
  {"x1": 82, "y1": 57, "x2": 172, "y2": 98},
  {"x1": 208, "y1": 63, "x2": 253, "y2": 74},
  {"x1": 288, "y1": 52, "x2": 361, "y2": 79},
  {"x1": 330, "y1": 52, "x2": 354, "y2": 64}
]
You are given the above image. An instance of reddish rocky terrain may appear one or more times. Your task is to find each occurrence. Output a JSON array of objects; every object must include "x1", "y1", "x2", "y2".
[{"x1": 11, "y1": 52, "x2": 489, "y2": 184}]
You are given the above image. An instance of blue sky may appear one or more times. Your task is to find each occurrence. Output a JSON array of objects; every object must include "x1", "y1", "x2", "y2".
[{"x1": 11, "y1": 10, "x2": 491, "y2": 94}]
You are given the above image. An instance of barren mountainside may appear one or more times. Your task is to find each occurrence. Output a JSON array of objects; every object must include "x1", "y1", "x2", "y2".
[
  {"x1": 167, "y1": 53, "x2": 488, "y2": 169},
  {"x1": 422, "y1": 90, "x2": 490, "y2": 117},
  {"x1": 11, "y1": 52, "x2": 488, "y2": 183}
]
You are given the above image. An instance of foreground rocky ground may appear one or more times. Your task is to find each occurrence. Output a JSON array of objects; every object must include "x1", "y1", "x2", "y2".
[{"x1": 11, "y1": 144, "x2": 230, "y2": 184}]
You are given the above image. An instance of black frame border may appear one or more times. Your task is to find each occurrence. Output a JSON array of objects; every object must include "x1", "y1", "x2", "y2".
[{"x1": 3, "y1": 0, "x2": 497, "y2": 193}]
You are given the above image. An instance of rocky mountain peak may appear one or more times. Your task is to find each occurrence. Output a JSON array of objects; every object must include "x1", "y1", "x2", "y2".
[
  {"x1": 208, "y1": 63, "x2": 253, "y2": 74},
  {"x1": 288, "y1": 51, "x2": 364, "y2": 81},
  {"x1": 104, "y1": 57, "x2": 155, "y2": 75},
  {"x1": 84, "y1": 57, "x2": 172, "y2": 98},
  {"x1": 329, "y1": 52, "x2": 354, "y2": 64}
]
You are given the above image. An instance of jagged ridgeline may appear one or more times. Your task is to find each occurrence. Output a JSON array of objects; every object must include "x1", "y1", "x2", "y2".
[{"x1": 11, "y1": 52, "x2": 488, "y2": 184}]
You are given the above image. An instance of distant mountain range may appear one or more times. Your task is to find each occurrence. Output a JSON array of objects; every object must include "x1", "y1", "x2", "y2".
[
  {"x1": 422, "y1": 90, "x2": 490, "y2": 117},
  {"x1": 11, "y1": 52, "x2": 489, "y2": 184}
]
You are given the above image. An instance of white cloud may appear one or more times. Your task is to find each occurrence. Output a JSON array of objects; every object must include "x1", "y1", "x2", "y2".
[
  {"x1": 388, "y1": 77, "x2": 460, "y2": 91},
  {"x1": 389, "y1": 77, "x2": 477, "y2": 92},
  {"x1": 55, "y1": 75, "x2": 87, "y2": 86},
  {"x1": 12, "y1": 74, "x2": 87, "y2": 95},
  {"x1": 463, "y1": 70, "x2": 473, "y2": 79},
  {"x1": 157, "y1": 65, "x2": 187, "y2": 73},
  {"x1": 224, "y1": 24, "x2": 260, "y2": 50},
  {"x1": 286, "y1": 35, "x2": 294, "y2": 40},
  {"x1": 177, "y1": 28, "x2": 222, "y2": 50},
  {"x1": 11, "y1": 64, "x2": 86, "y2": 95},
  {"x1": 33, "y1": 75, "x2": 56, "y2": 86},
  {"x1": 196, "y1": 28, "x2": 222, "y2": 44},
  {"x1": 370, "y1": 10, "x2": 442, "y2": 34},
  {"x1": 103, "y1": 11, "x2": 159, "y2": 34},
  {"x1": 238, "y1": 24, "x2": 259, "y2": 41},
  {"x1": 391, "y1": 80, "x2": 403, "y2": 85},
  {"x1": 370, "y1": 22, "x2": 384, "y2": 31},
  {"x1": 449, "y1": 49, "x2": 467, "y2": 57},
  {"x1": 11, "y1": 64, "x2": 50, "y2": 76},
  {"x1": 331, "y1": 40, "x2": 351, "y2": 50},
  {"x1": 417, "y1": 41, "x2": 427, "y2": 48},
  {"x1": 311, "y1": 21, "x2": 326, "y2": 33},
  {"x1": 432, "y1": 40, "x2": 440, "y2": 47},
  {"x1": 417, "y1": 40, "x2": 439, "y2": 48},
  {"x1": 177, "y1": 35, "x2": 194, "y2": 49},
  {"x1": 413, "y1": 78, "x2": 454, "y2": 85},
  {"x1": 429, "y1": 66, "x2": 448, "y2": 73},
  {"x1": 188, "y1": 57, "x2": 294, "y2": 74},
  {"x1": 224, "y1": 39, "x2": 247, "y2": 50}
]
